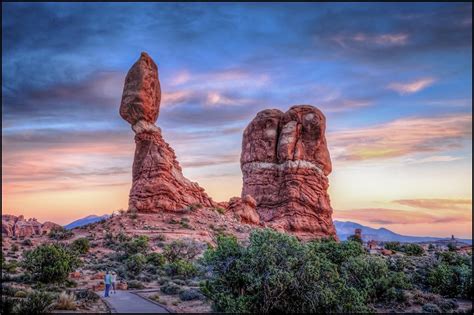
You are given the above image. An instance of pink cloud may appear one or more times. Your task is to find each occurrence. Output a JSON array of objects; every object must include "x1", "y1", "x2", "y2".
[
  {"x1": 329, "y1": 114, "x2": 472, "y2": 161},
  {"x1": 387, "y1": 77, "x2": 436, "y2": 95}
]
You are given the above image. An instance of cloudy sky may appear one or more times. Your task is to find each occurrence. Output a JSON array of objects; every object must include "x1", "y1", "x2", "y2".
[{"x1": 2, "y1": 3, "x2": 472, "y2": 238}]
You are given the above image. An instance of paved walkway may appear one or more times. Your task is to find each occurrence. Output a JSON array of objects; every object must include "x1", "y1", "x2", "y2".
[{"x1": 100, "y1": 290, "x2": 169, "y2": 313}]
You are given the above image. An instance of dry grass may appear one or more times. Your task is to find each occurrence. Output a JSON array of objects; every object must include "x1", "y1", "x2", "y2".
[{"x1": 55, "y1": 291, "x2": 77, "y2": 310}]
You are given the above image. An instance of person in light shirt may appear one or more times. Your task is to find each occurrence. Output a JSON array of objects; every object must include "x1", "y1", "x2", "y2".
[{"x1": 111, "y1": 271, "x2": 117, "y2": 294}]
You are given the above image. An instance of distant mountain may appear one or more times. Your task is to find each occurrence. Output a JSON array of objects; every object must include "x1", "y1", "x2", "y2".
[
  {"x1": 64, "y1": 214, "x2": 110, "y2": 230},
  {"x1": 335, "y1": 220, "x2": 472, "y2": 245}
]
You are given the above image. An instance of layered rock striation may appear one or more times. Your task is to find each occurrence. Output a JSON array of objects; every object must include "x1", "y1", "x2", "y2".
[
  {"x1": 241, "y1": 105, "x2": 337, "y2": 238},
  {"x1": 120, "y1": 53, "x2": 215, "y2": 212},
  {"x1": 1, "y1": 215, "x2": 61, "y2": 238}
]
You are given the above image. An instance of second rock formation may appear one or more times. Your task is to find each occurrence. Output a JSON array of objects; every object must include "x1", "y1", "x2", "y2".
[{"x1": 241, "y1": 105, "x2": 337, "y2": 238}]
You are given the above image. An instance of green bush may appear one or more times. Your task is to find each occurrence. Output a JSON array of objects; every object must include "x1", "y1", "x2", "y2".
[
  {"x1": 123, "y1": 236, "x2": 149, "y2": 256},
  {"x1": 146, "y1": 252, "x2": 166, "y2": 267},
  {"x1": 165, "y1": 259, "x2": 198, "y2": 278},
  {"x1": 14, "y1": 290, "x2": 27, "y2": 298},
  {"x1": 384, "y1": 241, "x2": 402, "y2": 251},
  {"x1": 425, "y1": 251, "x2": 472, "y2": 299},
  {"x1": 201, "y1": 229, "x2": 372, "y2": 313},
  {"x1": 48, "y1": 227, "x2": 74, "y2": 240},
  {"x1": 163, "y1": 239, "x2": 200, "y2": 262},
  {"x1": 402, "y1": 244, "x2": 424, "y2": 256},
  {"x1": 127, "y1": 280, "x2": 145, "y2": 289},
  {"x1": 179, "y1": 288, "x2": 203, "y2": 301},
  {"x1": 341, "y1": 255, "x2": 411, "y2": 302},
  {"x1": 70, "y1": 238, "x2": 90, "y2": 255},
  {"x1": 160, "y1": 282, "x2": 182, "y2": 295},
  {"x1": 422, "y1": 303, "x2": 441, "y2": 313},
  {"x1": 14, "y1": 290, "x2": 54, "y2": 314},
  {"x1": 1, "y1": 296, "x2": 17, "y2": 314},
  {"x1": 126, "y1": 253, "x2": 147, "y2": 275},
  {"x1": 22, "y1": 243, "x2": 80, "y2": 283}
]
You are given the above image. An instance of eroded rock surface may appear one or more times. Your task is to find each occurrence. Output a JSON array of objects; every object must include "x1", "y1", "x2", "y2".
[
  {"x1": 241, "y1": 105, "x2": 337, "y2": 239},
  {"x1": 1, "y1": 215, "x2": 61, "y2": 237},
  {"x1": 227, "y1": 195, "x2": 260, "y2": 225},
  {"x1": 120, "y1": 52, "x2": 161, "y2": 126},
  {"x1": 121, "y1": 52, "x2": 215, "y2": 213}
]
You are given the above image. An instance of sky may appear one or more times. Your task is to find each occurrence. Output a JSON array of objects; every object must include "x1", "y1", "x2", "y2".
[{"x1": 2, "y1": 2, "x2": 472, "y2": 238}]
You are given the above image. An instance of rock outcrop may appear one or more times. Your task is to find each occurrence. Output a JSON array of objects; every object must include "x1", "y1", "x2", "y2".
[
  {"x1": 1, "y1": 215, "x2": 61, "y2": 237},
  {"x1": 227, "y1": 195, "x2": 260, "y2": 225},
  {"x1": 121, "y1": 53, "x2": 215, "y2": 213},
  {"x1": 241, "y1": 105, "x2": 337, "y2": 239}
]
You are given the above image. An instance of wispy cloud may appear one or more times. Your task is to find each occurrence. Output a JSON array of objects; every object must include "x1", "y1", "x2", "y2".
[
  {"x1": 387, "y1": 77, "x2": 436, "y2": 95},
  {"x1": 333, "y1": 32, "x2": 409, "y2": 48},
  {"x1": 393, "y1": 198, "x2": 471, "y2": 211},
  {"x1": 329, "y1": 114, "x2": 472, "y2": 161},
  {"x1": 334, "y1": 207, "x2": 471, "y2": 225}
]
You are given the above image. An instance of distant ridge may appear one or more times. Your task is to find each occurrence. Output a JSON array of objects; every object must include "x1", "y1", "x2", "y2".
[
  {"x1": 335, "y1": 220, "x2": 472, "y2": 245},
  {"x1": 64, "y1": 214, "x2": 110, "y2": 230}
]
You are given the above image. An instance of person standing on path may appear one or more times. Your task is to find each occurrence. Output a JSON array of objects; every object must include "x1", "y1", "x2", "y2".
[
  {"x1": 104, "y1": 270, "x2": 112, "y2": 297},
  {"x1": 111, "y1": 271, "x2": 117, "y2": 294}
]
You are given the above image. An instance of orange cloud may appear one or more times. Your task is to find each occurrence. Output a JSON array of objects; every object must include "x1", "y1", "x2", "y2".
[
  {"x1": 334, "y1": 207, "x2": 471, "y2": 225},
  {"x1": 393, "y1": 198, "x2": 472, "y2": 210},
  {"x1": 329, "y1": 114, "x2": 472, "y2": 161},
  {"x1": 387, "y1": 77, "x2": 436, "y2": 94}
]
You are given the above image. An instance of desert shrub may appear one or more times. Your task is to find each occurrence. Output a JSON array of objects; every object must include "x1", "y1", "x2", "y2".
[
  {"x1": 70, "y1": 238, "x2": 90, "y2": 255},
  {"x1": 3, "y1": 259, "x2": 19, "y2": 273},
  {"x1": 384, "y1": 241, "x2": 402, "y2": 251},
  {"x1": 437, "y1": 299, "x2": 459, "y2": 312},
  {"x1": 424, "y1": 251, "x2": 472, "y2": 299},
  {"x1": 48, "y1": 227, "x2": 74, "y2": 240},
  {"x1": 74, "y1": 289, "x2": 98, "y2": 302},
  {"x1": 22, "y1": 243, "x2": 80, "y2": 283},
  {"x1": 126, "y1": 253, "x2": 147, "y2": 276},
  {"x1": 212, "y1": 207, "x2": 226, "y2": 215},
  {"x1": 165, "y1": 259, "x2": 198, "y2": 278},
  {"x1": 347, "y1": 234, "x2": 363, "y2": 244},
  {"x1": 201, "y1": 229, "x2": 371, "y2": 313},
  {"x1": 147, "y1": 252, "x2": 166, "y2": 267},
  {"x1": 14, "y1": 290, "x2": 54, "y2": 314},
  {"x1": 127, "y1": 280, "x2": 145, "y2": 289},
  {"x1": 160, "y1": 282, "x2": 182, "y2": 295},
  {"x1": 54, "y1": 291, "x2": 76, "y2": 310},
  {"x1": 155, "y1": 234, "x2": 166, "y2": 242},
  {"x1": 402, "y1": 244, "x2": 424, "y2": 256},
  {"x1": 179, "y1": 288, "x2": 204, "y2": 301},
  {"x1": 163, "y1": 239, "x2": 200, "y2": 262},
  {"x1": 1, "y1": 296, "x2": 18, "y2": 314},
  {"x1": 11, "y1": 244, "x2": 19, "y2": 252},
  {"x1": 14, "y1": 290, "x2": 27, "y2": 298},
  {"x1": 22, "y1": 239, "x2": 33, "y2": 246},
  {"x1": 123, "y1": 235, "x2": 149, "y2": 256},
  {"x1": 1, "y1": 284, "x2": 20, "y2": 296},
  {"x1": 422, "y1": 303, "x2": 441, "y2": 313},
  {"x1": 341, "y1": 255, "x2": 411, "y2": 303},
  {"x1": 307, "y1": 237, "x2": 365, "y2": 265}
]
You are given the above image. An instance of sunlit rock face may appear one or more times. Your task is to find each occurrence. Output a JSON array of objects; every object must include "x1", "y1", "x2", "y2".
[
  {"x1": 120, "y1": 52, "x2": 215, "y2": 213},
  {"x1": 1, "y1": 215, "x2": 61, "y2": 237},
  {"x1": 241, "y1": 105, "x2": 337, "y2": 239}
]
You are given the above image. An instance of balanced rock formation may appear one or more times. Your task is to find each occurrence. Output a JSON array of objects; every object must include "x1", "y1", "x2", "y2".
[
  {"x1": 241, "y1": 105, "x2": 337, "y2": 238},
  {"x1": 1, "y1": 215, "x2": 61, "y2": 238},
  {"x1": 121, "y1": 53, "x2": 215, "y2": 212}
]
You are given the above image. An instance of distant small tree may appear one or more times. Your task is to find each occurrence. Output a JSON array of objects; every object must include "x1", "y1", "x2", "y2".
[
  {"x1": 384, "y1": 242, "x2": 402, "y2": 251},
  {"x1": 402, "y1": 244, "x2": 424, "y2": 256},
  {"x1": 22, "y1": 244, "x2": 80, "y2": 283},
  {"x1": 70, "y1": 238, "x2": 90, "y2": 255},
  {"x1": 447, "y1": 242, "x2": 457, "y2": 252},
  {"x1": 347, "y1": 234, "x2": 363, "y2": 244},
  {"x1": 49, "y1": 227, "x2": 74, "y2": 240}
]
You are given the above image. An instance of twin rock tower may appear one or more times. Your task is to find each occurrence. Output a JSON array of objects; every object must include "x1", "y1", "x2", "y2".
[{"x1": 119, "y1": 52, "x2": 337, "y2": 239}]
